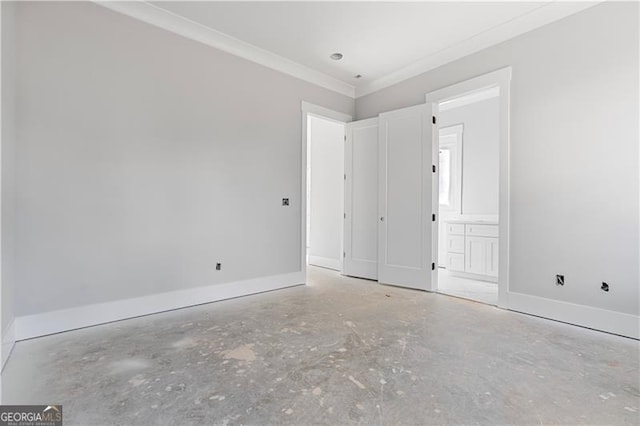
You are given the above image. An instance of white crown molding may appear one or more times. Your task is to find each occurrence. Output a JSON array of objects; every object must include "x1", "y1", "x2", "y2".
[
  {"x1": 356, "y1": 1, "x2": 602, "y2": 98},
  {"x1": 95, "y1": 1, "x2": 601, "y2": 100},
  {"x1": 94, "y1": 1, "x2": 356, "y2": 98}
]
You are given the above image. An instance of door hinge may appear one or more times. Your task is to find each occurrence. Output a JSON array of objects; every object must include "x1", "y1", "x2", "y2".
[
  {"x1": 344, "y1": 212, "x2": 346, "y2": 219},
  {"x1": 431, "y1": 262, "x2": 435, "y2": 271},
  {"x1": 432, "y1": 213, "x2": 436, "y2": 222},
  {"x1": 432, "y1": 116, "x2": 436, "y2": 125},
  {"x1": 344, "y1": 174, "x2": 346, "y2": 180},
  {"x1": 343, "y1": 251, "x2": 346, "y2": 258},
  {"x1": 344, "y1": 135, "x2": 347, "y2": 142},
  {"x1": 432, "y1": 164, "x2": 436, "y2": 173}
]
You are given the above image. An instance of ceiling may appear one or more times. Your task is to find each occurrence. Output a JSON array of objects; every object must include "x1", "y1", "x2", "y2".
[{"x1": 106, "y1": 1, "x2": 600, "y2": 98}]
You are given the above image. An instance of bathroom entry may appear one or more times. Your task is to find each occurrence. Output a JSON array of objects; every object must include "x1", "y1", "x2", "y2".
[{"x1": 436, "y1": 86, "x2": 501, "y2": 305}]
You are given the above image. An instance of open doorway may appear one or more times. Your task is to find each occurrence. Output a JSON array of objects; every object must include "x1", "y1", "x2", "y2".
[
  {"x1": 426, "y1": 68, "x2": 511, "y2": 307},
  {"x1": 306, "y1": 114, "x2": 345, "y2": 270},
  {"x1": 300, "y1": 102, "x2": 351, "y2": 277},
  {"x1": 436, "y1": 87, "x2": 501, "y2": 305}
]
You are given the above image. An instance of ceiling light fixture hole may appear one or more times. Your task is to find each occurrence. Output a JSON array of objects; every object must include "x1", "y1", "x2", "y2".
[{"x1": 330, "y1": 53, "x2": 343, "y2": 61}]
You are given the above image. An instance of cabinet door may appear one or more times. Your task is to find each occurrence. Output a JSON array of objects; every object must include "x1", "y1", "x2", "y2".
[
  {"x1": 447, "y1": 235, "x2": 465, "y2": 253},
  {"x1": 485, "y1": 238, "x2": 499, "y2": 277},
  {"x1": 447, "y1": 253, "x2": 465, "y2": 272},
  {"x1": 465, "y1": 236, "x2": 487, "y2": 275}
]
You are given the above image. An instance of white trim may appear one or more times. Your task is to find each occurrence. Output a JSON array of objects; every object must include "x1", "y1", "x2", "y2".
[
  {"x1": 448, "y1": 270, "x2": 498, "y2": 284},
  {"x1": 94, "y1": 1, "x2": 600, "y2": 100},
  {"x1": 425, "y1": 68, "x2": 512, "y2": 104},
  {"x1": 14, "y1": 272, "x2": 304, "y2": 341},
  {"x1": 300, "y1": 102, "x2": 352, "y2": 280},
  {"x1": 1, "y1": 320, "x2": 14, "y2": 372},
  {"x1": 301, "y1": 101, "x2": 352, "y2": 124},
  {"x1": 426, "y1": 67, "x2": 511, "y2": 308},
  {"x1": 308, "y1": 256, "x2": 341, "y2": 272},
  {"x1": 508, "y1": 291, "x2": 640, "y2": 340},
  {"x1": 439, "y1": 87, "x2": 500, "y2": 112},
  {"x1": 94, "y1": 1, "x2": 355, "y2": 98},
  {"x1": 357, "y1": 2, "x2": 601, "y2": 98}
]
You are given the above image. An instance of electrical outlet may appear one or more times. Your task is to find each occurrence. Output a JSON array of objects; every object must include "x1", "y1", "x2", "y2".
[
  {"x1": 555, "y1": 274, "x2": 565, "y2": 286},
  {"x1": 282, "y1": 198, "x2": 290, "y2": 206},
  {"x1": 216, "y1": 263, "x2": 221, "y2": 271},
  {"x1": 601, "y1": 282, "x2": 609, "y2": 292}
]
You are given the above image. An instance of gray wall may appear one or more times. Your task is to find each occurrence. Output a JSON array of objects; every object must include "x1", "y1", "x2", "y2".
[
  {"x1": 13, "y1": 2, "x2": 353, "y2": 317},
  {"x1": 357, "y1": 2, "x2": 639, "y2": 315},
  {"x1": 440, "y1": 97, "x2": 499, "y2": 216},
  {"x1": 2, "y1": 1, "x2": 17, "y2": 347}
]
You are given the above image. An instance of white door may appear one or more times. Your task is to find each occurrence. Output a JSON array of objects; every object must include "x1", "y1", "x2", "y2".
[
  {"x1": 378, "y1": 104, "x2": 436, "y2": 290},
  {"x1": 343, "y1": 118, "x2": 379, "y2": 280}
]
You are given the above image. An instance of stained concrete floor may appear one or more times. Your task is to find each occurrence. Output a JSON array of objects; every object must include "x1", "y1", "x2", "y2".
[{"x1": 3, "y1": 266, "x2": 639, "y2": 425}]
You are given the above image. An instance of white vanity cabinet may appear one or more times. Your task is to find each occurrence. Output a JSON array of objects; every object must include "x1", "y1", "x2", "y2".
[{"x1": 445, "y1": 220, "x2": 498, "y2": 282}]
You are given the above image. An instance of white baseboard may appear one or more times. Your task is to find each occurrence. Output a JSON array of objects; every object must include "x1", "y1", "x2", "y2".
[
  {"x1": 308, "y1": 255, "x2": 341, "y2": 271},
  {"x1": 1, "y1": 319, "x2": 15, "y2": 371},
  {"x1": 507, "y1": 291, "x2": 639, "y2": 339},
  {"x1": 447, "y1": 270, "x2": 498, "y2": 283},
  {"x1": 15, "y1": 271, "x2": 305, "y2": 341}
]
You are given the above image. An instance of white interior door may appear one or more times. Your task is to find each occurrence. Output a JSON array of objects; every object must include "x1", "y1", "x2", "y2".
[
  {"x1": 343, "y1": 118, "x2": 378, "y2": 280},
  {"x1": 378, "y1": 103, "x2": 435, "y2": 290}
]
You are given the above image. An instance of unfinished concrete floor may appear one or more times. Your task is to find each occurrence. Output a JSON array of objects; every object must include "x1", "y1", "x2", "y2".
[{"x1": 3, "y1": 266, "x2": 639, "y2": 425}]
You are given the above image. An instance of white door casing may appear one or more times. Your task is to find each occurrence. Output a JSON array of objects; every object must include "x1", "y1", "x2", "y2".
[
  {"x1": 343, "y1": 118, "x2": 379, "y2": 280},
  {"x1": 378, "y1": 103, "x2": 435, "y2": 290},
  {"x1": 425, "y1": 67, "x2": 511, "y2": 307}
]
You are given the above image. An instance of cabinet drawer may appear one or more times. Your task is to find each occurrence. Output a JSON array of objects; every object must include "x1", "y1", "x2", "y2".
[
  {"x1": 446, "y1": 235, "x2": 465, "y2": 254},
  {"x1": 466, "y1": 224, "x2": 498, "y2": 237},
  {"x1": 447, "y1": 253, "x2": 465, "y2": 272},
  {"x1": 447, "y1": 223, "x2": 465, "y2": 236}
]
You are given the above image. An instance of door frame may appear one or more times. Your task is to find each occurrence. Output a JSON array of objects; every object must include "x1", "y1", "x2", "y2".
[
  {"x1": 425, "y1": 67, "x2": 511, "y2": 308},
  {"x1": 300, "y1": 101, "x2": 352, "y2": 279}
]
